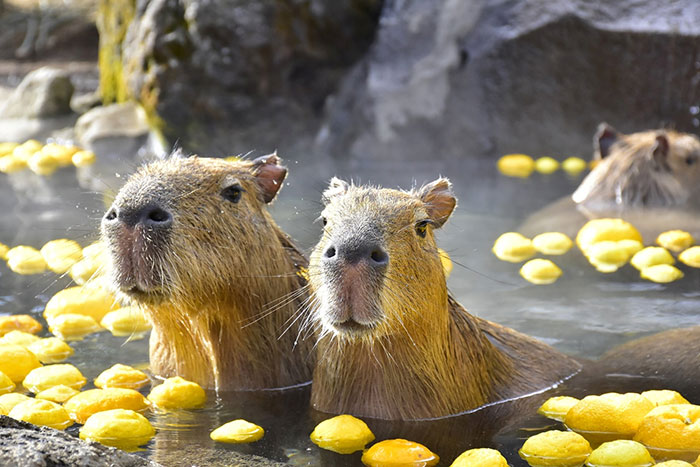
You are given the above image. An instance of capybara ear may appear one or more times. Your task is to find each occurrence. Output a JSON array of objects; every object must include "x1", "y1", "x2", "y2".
[
  {"x1": 595, "y1": 123, "x2": 619, "y2": 160},
  {"x1": 652, "y1": 133, "x2": 671, "y2": 171},
  {"x1": 418, "y1": 178, "x2": 456, "y2": 228},
  {"x1": 252, "y1": 151, "x2": 287, "y2": 203},
  {"x1": 322, "y1": 177, "x2": 349, "y2": 205}
]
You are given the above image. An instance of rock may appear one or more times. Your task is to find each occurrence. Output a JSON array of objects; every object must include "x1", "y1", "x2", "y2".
[
  {"x1": 97, "y1": 0, "x2": 382, "y2": 155},
  {"x1": 71, "y1": 91, "x2": 103, "y2": 114},
  {"x1": 74, "y1": 102, "x2": 156, "y2": 161},
  {"x1": 75, "y1": 102, "x2": 150, "y2": 144},
  {"x1": 0, "y1": 415, "x2": 158, "y2": 467},
  {"x1": 318, "y1": 0, "x2": 700, "y2": 161},
  {"x1": 0, "y1": 67, "x2": 74, "y2": 119}
]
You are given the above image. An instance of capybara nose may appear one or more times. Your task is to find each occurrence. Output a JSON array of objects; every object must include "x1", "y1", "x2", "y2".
[
  {"x1": 322, "y1": 241, "x2": 389, "y2": 268},
  {"x1": 103, "y1": 204, "x2": 173, "y2": 230}
]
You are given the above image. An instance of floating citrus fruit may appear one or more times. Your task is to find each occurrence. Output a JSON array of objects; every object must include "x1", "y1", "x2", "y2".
[
  {"x1": 0, "y1": 314, "x2": 42, "y2": 336},
  {"x1": 0, "y1": 330, "x2": 40, "y2": 347},
  {"x1": 28, "y1": 151, "x2": 60, "y2": 175},
  {"x1": 72, "y1": 150, "x2": 96, "y2": 167},
  {"x1": 520, "y1": 259, "x2": 563, "y2": 285},
  {"x1": 584, "y1": 241, "x2": 633, "y2": 273},
  {"x1": 450, "y1": 448, "x2": 508, "y2": 467},
  {"x1": 438, "y1": 248, "x2": 453, "y2": 278},
  {"x1": 100, "y1": 307, "x2": 151, "y2": 337},
  {"x1": 498, "y1": 154, "x2": 535, "y2": 178},
  {"x1": 586, "y1": 439, "x2": 654, "y2": 467},
  {"x1": 653, "y1": 461, "x2": 694, "y2": 467},
  {"x1": 9, "y1": 398, "x2": 73, "y2": 430},
  {"x1": 0, "y1": 370, "x2": 15, "y2": 394},
  {"x1": 537, "y1": 396, "x2": 580, "y2": 422},
  {"x1": 44, "y1": 285, "x2": 119, "y2": 323},
  {"x1": 679, "y1": 247, "x2": 700, "y2": 268},
  {"x1": 27, "y1": 337, "x2": 74, "y2": 364},
  {"x1": 147, "y1": 376, "x2": 206, "y2": 410},
  {"x1": 362, "y1": 439, "x2": 439, "y2": 467},
  {"x1": 630, "y1": 247, "x2": 675, "y2": 271},
  {"x1": 211, "y1": 419, "x2": 265, "y2": 444},
  {"x1": 634, "y1": 404, "x2": 700, "y2": 453},
  {"x1": 519, "y1": 430, "x2": 591, "y2": 467},
  {"x1": 40, "y1": 239, "x2": 83, "y2": 274},
  {"x1": 94, "y1": 364, "x2": 150, "y2": 390},
  {"x1": 23, "y1": 363, "x2": 86, "y2": 393},
  {"x1": 48, "y1": 313, "x2": 102, "y2": 341},
  {"x1": 576, "y1": 219, "x2": 643, "y2": 253},
  {"x1": 565, "y1": 393, "x2": 654, "y2": 440},
  {"x1": 6, "y1": 246, "x2": 47, "y2": 274},
  {"x1": 656, "y1": 230, "x2": 694, "y2": 253},
  {"x1": 35, "y1": 384, "x2": 80, "y2": 403},
  {"x1": 65, "y1": 388, "x2": 150, "y2": 424},
  {"x1": 532, "y1": 232, "x2": 573, "y2": 255},
  {"x1": 640, "y1": 264, "x2": 684, "y2": 283},
  {"x1": 12, "y1": 140, "x2": 42, "y2": 161},
  {"x1": 641, "y1": 390, "x2": 689, "y2": 407},
  {"x1": 0, "y1": 392, "x2": 31, "y2": 415},
  {"x1": 39, "y1": 143, "x2": 78, "y2": 167},
  {"x1": 534, "y1": 157, "x2": 560, "y2": 174},
  {"x1": 0, "y1": 344, "x2": 42, "y2": 382},
  {"x1": 310, "y1": 414, "x2": 375, "y2": 454},
  {"x1": 562, "y1": 157, "x2": 587, "y2": 176},
  {"x1": 0, "y1": 155, "x2": 26, "y2": 173},
  {"x1": 0, "y1": 241, "x2": 9, "y2": 260},
  {"x1": 493, "y1": 232, "x2": 536, "y2": 263},
  {"x1": 80, "y1": 408, "x2": 155, "y2": 449}
]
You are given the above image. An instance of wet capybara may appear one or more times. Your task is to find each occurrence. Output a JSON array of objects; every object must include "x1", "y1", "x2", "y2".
[
  {"x1": 101, "y1": 153, "x2": 313, "y2": 391},
  {"x1": 520, "y1": 124, "x2": 700, "y2": 239},
  {"x1": 573, "y1": 123, "x2": 700, "y2": 208},
  {"x1": 308, "y1": 178, "x2": 580, "y2": 420}
]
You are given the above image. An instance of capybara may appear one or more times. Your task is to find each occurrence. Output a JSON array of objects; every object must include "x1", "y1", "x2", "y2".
[
  {"x1": 519, "y1": 124, "x2": 700, "y2": 239},
  {"x1": 101, "y1": 153, "x2": 313, "y2": 390},
  {"x1": 573, "y1": 123, "x2": 700, "y2": 208},
  {"x1": 308, "y1": 178, "x2": 580, "y2": 420}
]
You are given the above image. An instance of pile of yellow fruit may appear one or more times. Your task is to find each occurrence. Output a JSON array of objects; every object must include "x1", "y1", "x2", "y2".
[
  {"x1": 497, "y1": 154, "x2": 590, "y2": 178},
  {"x1": 524, "y1": 389, "x2": 700, "y2": 465},
  {"x1": 0, "y1": 344, "x2": 211, "y2": 450},
  {"x1": 1, "y1": 238, "x2": 107, "y2": 280},
  {"x1": 492, "y1": 220, "x2": 698, "y2": 284},
  {"x1": 0, "y1": 140, "x2": 95, "y2": 176}
]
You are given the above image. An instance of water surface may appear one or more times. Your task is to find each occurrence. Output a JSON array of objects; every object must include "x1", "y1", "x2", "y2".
[{"x1": 1, "y1": 147, "x2": 699, "y2": 466}]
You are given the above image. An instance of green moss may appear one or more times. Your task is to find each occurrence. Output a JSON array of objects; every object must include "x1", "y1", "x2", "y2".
[
  {"x1": 96, "y1": 0, "x2": 135, "y2": 105},
  {"x1": 97, "y1": 0, "x2": 166, "y2": 140}
]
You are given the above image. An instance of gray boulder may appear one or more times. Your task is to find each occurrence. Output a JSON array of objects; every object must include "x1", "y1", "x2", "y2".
[
  {"x1": 0, "y1": 67, "x2": 74, "y2": 118},
  {"x1": 100, "y1": 0, "x2": 382, "y2": 156},
  {"x1": 0, "y1": 415, "x2": 158, "y2": 467},
  {"x1": 318, "y1": 0, "x2": 700, "y2": 161}
]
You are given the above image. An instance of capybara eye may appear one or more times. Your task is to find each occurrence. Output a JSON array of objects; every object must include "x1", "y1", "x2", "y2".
[
  {"x1": 686, "y1": 155, "x2": 697, "y2": 166},
  {"x1": 415, "y1": 220, "x2": 429, "y2": 238},
  {"x1": 221, "y1": 185, "x2": 243, "y2": 203}
]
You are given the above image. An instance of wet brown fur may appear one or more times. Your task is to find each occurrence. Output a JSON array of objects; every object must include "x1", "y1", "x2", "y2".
[
  {"x1": 309, "y1": 181, "x2": 580, "y2": 420},
  {"x1": 102, "y1": 156, "x2": 313, "y2": 390},
  {"x1": 573, "y1": 125, "x2": 700, "y2": 208}
]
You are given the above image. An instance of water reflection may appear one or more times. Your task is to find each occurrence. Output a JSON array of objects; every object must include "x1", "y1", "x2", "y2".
[{"x1": 0, "y1": 145, "x2": 699, "y2": 465}]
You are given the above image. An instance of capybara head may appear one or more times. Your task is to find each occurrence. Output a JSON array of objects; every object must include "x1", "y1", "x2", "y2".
[
  {"x1": 309, "y1": 177, "x2": 456, "y2": 340},
  {"x1": 101, "y1": 153, "x2": 288, "y2": 307},
  {"x1": 573, "y1": 123, "x2": 700, "y2": 207}
]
